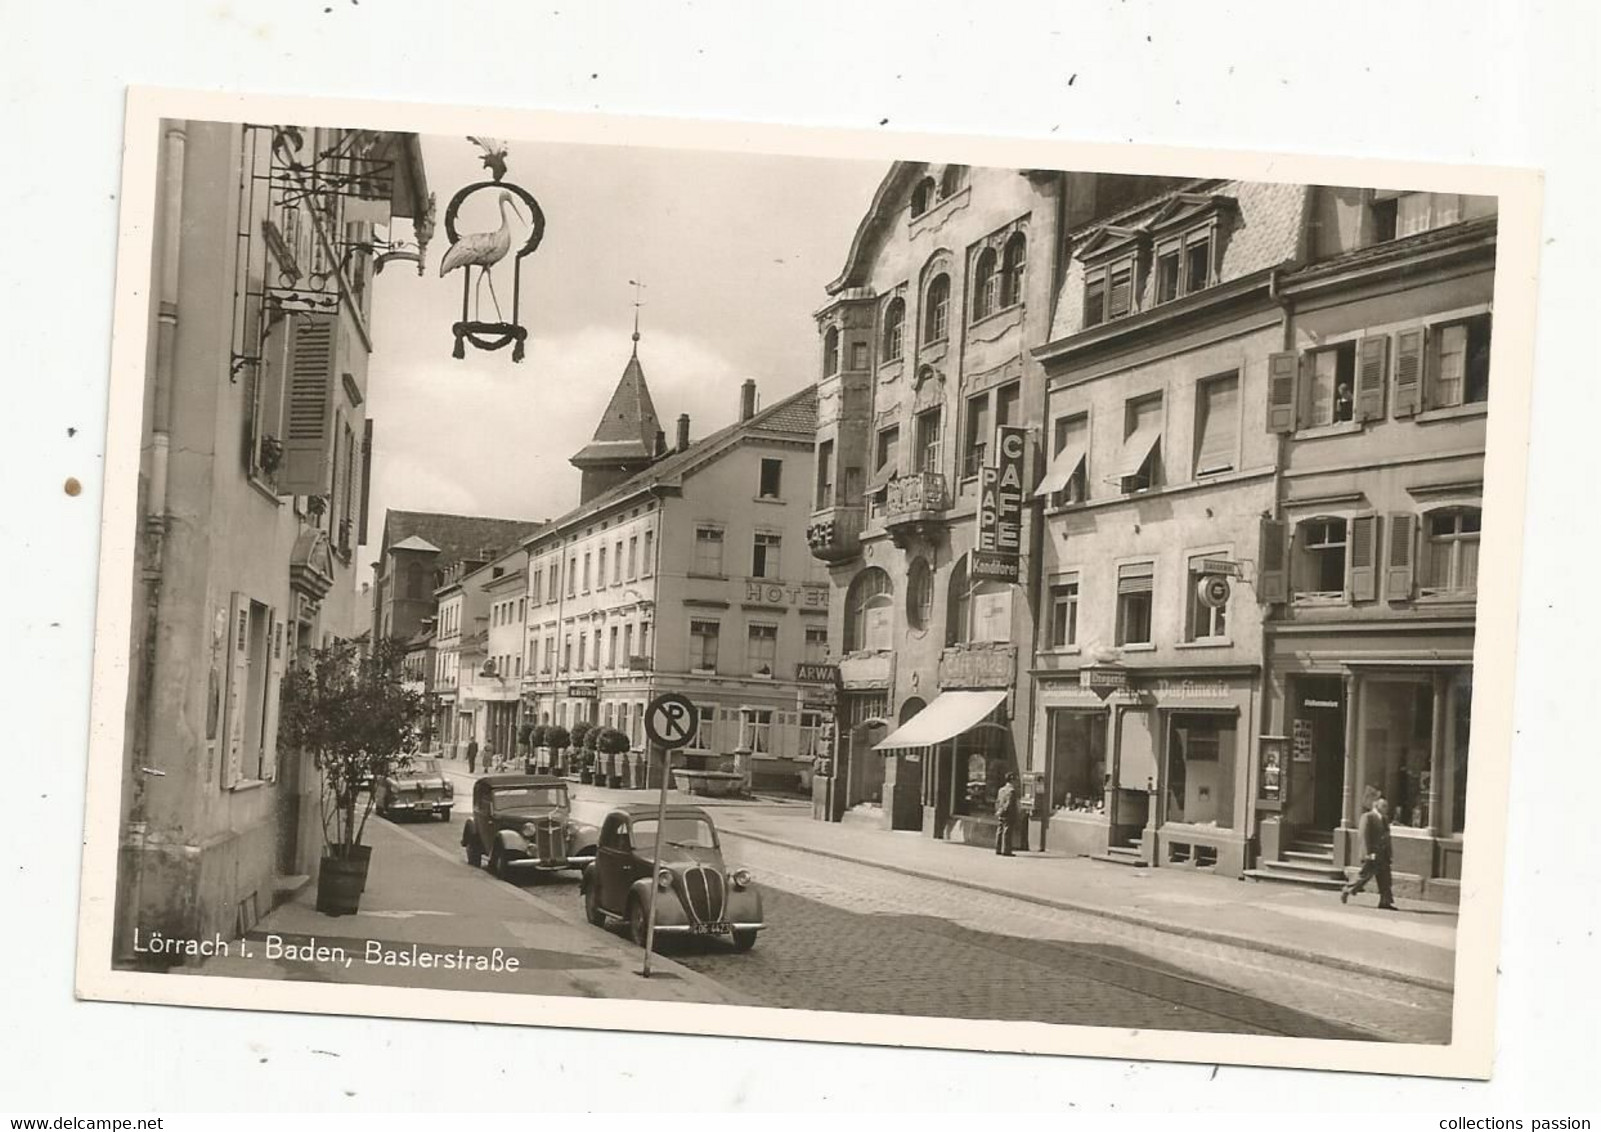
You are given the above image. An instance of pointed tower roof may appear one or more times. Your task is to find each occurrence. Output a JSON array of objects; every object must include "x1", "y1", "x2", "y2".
[{"x1": 570, "y1": 335, "x2": 663, "y2": 468}]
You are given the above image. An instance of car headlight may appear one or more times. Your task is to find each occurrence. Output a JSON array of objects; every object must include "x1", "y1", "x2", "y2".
[
  {"x1": 730, "y1": 868, "x2": 752, "y2": 890},
  {"x1": 522, "y1": 823, "x2": 538, "y2": 839},
  {"x1": 443, "y1": 782, "x2": 454, "y2": 798},
  {"x1": 656, "y1": 868, "x2": 673, "y2": 891}
]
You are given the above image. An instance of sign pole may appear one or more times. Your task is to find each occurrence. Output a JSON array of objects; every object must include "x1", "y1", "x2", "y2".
[{"x1": 641, "y1": 741, "x2": 672, "y2": 977}]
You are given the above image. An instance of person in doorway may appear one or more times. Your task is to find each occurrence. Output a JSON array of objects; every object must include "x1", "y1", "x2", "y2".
[
  {"x1": 1341, "y1": 796, "x2": 1396, "y2": 909},
  {"x1": 466, "y1": 737, "x2": 479, "y2": 775},
  {"x1": 995, "y1": 772, "x2": 1019, "y2": 857}
]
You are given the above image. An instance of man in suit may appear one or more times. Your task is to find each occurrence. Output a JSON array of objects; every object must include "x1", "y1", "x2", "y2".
[
  {"x1": 1341, "y1": 796, "x2": 1397, "y2": 909},
  {"x1": 994, "y1": 772, "x2": 1019, "y2": 857}
]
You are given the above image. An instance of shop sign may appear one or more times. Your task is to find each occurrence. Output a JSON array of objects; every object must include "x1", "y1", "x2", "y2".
[
  {"x1": 938, "y1": 644, "x2": 1015, "y2": 690},
  {"x1": 1199, "y1": 558, "x2": 1242, "y2": 578},
  {"x1": 567, "y1": 680, "x2": 599, "y2": 699},
  {"x1": 742, "y1": 580, "x2": 829, "y2": 609},
  {"x1": 795, "y1": 662, "x2": 839, "y2": 685},
  {"x1": 971, "y1": 549, "x2": 1019, "y2": 583},
  {"x1": 1080, "y1": 664, "x2": 1131, "y2": 697},
  {"x1": 1149, "y1": 678, "x2": 1232, "y2": 700},
  {"x1": 801, "y1": 700, "x2": 835, "y2": 713},
  {"x1": 974, "y1": 425, "x2": 1028, "y2": 583}
]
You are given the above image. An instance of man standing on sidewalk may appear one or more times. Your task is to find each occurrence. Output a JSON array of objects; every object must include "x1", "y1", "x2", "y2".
[
  {"x1": 466, "y1": 736, "x2": 479, "y2": 775},
  {"x1": 994, "y1": 772, "x2": 1018, "y2": 857},
  {"x1": 1341, "y1": 796, "x2": 1396, "y2": 909}
]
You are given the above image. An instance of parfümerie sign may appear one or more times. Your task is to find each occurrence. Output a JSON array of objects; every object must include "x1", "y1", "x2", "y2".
[{"x1": 973, "y1": 424, "x2": 1028, "y2": 583}]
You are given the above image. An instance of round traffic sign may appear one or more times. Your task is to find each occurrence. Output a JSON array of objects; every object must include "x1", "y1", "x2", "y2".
[{"x1": 644, "y1": 692, "x2": 699, "y2": 750}]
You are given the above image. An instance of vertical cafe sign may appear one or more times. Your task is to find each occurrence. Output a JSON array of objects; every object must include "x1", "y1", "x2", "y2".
[{"x1": 973, "y1": 424, "x2": 1027, "y2": 583}]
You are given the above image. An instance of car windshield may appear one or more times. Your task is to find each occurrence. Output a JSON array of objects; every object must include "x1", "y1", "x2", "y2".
[
  {"x1": 632, "y1": 816, "x2": 718, "y2": 850},
  {"x1": 490, "y1": 786, "x2": 566, "y2": 810},
  {"x1": 403, "y1": 758, "x2": 440, "y2": 776}
]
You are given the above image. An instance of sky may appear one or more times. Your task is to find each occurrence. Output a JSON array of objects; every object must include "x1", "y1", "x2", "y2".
[{"x1": 359, "y1": 133, "x2": 887, "y2": 584}]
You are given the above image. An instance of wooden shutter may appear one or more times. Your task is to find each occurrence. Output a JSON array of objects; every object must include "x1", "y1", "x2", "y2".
[
  {"x1": 260, "y1": 608, "x2": 285, "y2": 782},
  {"x1": 1392, "y1": 328, "x2": 1425, "y2": 418},
  {"x1": 1266, "y1": 352, "x2": 1298, "y2": 433},
  {"x1": 1385, "y1": 513, "x2": 1417, "y2": 599},
  {"x1": 1257, "y1": 518, "x2": 1288, "y2": 603},
  {"x1": 1347, "y1": 513, "x2": 1379, "y2": 602},
  {"x1": 1356, "y1": 337, "x2": 1388, "y2": 421},
  {"x1": 278, "y1": 314, "x2": 338, "y2": 495},
  {"x1": 359, "y1": 417, "x2": 373, "y2": 547},
  {"x1": 221, "y1": 592, "x2": 249, "y2": 787}
]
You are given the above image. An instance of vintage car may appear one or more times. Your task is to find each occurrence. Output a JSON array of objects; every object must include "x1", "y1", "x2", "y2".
[
  {"x1": 373, "y1": 755, "x2": 453, "y2": 820},
  {"x1": 461, "y1": 774, "x2": 597, "y2": 879},
  {"x1": 579, "y1": 804, "x2": 764, "y2": 951}
]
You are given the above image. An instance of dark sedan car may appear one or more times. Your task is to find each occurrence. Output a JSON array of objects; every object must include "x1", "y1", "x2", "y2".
[
  {"x1": 461, "y1": 774, "x2": 597, "y2": 879},
  {"x1": 374, "y1": 756, "x2": 453, "y2": 820},
  {"x1": 579, "y1": 804, "x2": 764, "y2": 951}
]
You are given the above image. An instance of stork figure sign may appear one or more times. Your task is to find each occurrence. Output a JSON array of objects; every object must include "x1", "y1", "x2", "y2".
[{"x1": 439, "y1": 138, "x2": 546, "y2": 362}]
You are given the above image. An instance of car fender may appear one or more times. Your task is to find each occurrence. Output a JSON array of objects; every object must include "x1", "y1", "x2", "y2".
[
  {"x1": 578, "y1": 861, "x2": 596, "y2": 895},
  {"x1": 495, "y1": 829, "x2": 529, "y2": 856},
  {"x1": 628, "y1": 876, "x2": 687, "y2": 927},
  {"x1": 726, "y1": 885, "x2": 763, "y2": 925}
]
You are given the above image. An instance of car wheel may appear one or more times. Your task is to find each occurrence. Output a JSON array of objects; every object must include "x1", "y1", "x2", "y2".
[
  {"x1": 584, "y1": 882, "x2": 606, "y2": 927},
  {"x1": 465, "y1": 838, "x2": 482, "y2": 868},
  {"x1": 628, "y1": 898, "x2": 654, "y2": 949},
  {"x1": 731, "y1": 929, "x2": 758, "y2": 952}
]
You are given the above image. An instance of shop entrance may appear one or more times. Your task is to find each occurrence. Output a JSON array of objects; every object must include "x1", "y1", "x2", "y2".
[{"x1": 1290, "y1": 676, "x2": 1346, "y2": 829}]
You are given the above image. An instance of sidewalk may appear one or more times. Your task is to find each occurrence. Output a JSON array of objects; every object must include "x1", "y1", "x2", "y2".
[
  {"x1": 200, "y1": 804, "x2": 748, "y2": 1005},
  {"x1": 707, "y1": 806, "x2": 1459, "y2": 991}
]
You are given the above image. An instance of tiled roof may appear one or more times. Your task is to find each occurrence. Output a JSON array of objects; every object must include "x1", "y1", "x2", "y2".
[
  {"x1": 570, "y1": 346, "x2": 663, "y2": 467},
  {"x1": 379, "y1": 511, "x2": 544, "y2": 568}
]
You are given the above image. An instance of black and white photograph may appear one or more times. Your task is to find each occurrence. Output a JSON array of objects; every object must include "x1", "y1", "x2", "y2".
[{"x1": 71, "y1": 86, "x2": 1542, "y2": 1082}]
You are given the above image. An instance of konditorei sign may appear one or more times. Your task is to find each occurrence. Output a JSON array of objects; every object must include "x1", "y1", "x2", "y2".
[{"x1": 974, "y1": 424, "x2": 1028, "y2": 584}]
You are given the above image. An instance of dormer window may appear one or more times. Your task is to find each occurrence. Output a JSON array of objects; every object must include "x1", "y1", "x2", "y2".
[
  {"x1": 1084, "y1": 257, "x2": 1136, "y2": 328},
  {"x1": 1155, "y1": 228, "x2": 1213, "y2": 303}
]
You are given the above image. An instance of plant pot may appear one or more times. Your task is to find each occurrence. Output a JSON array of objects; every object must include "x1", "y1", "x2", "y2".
[{"x1": 315, "y1": 852, "x2": 368, "y2": 916}]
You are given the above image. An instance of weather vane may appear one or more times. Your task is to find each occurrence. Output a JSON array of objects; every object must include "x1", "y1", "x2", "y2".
[{"x1": 439, "y1": 136, "x2": 546, "y2": 361}]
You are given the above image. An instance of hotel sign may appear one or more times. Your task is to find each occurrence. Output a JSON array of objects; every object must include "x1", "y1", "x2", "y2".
[
  {"x1": 743, "y1": 581, "x2": 830, "y2": 609},
  {"x1": 974, "y1": 425, "x2": 1028, "y2": 584}
]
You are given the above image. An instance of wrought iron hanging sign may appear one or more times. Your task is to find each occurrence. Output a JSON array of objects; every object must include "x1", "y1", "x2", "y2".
[{"x1": 440, "y1": 136, "x2": 546, "y2": 361}]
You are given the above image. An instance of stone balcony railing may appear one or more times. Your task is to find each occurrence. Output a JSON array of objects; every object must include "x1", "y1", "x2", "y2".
[
  {"x1": 807, "y1": 503, "x2": 864, "y2": 564},
  {"x1": 883, "y1": 471, "x2": 951, "y2": 546}
]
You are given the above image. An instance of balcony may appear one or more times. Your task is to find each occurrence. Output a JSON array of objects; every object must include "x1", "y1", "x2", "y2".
[
  {"x1": 882, "y1": 471, "x2": 950, "y2": 547},
  {"x1": 807, "y1": 504, "x2": 863, "y2": 564}
]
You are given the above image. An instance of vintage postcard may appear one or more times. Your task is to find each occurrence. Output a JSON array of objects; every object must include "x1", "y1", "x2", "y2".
[{"x1": 77, "y1": 86, "x2": 1541, "y2": 1078}]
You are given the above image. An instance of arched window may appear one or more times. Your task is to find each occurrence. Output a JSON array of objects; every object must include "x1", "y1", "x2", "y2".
[
  {"x1": 946, "y1": 555, "x2": 970, "y2": 646},
  {"x1": 910, "y1": 178, "x2": 937, "y2": 217},
  {"x1": 882, "y1": 298, "x2": 905, "y2": 362},
  {"x1": 823, "y1": 326, "x2": 841, "y2": 376},
  {"x1": 924, "y1": 274, "x2": 951, "y2": 343},
  {"x1": 906, "y1": 557, "x2": 934, "y2": 631},
  {"x1": 845, "y1": 567, "x2": 894, "y2": 653},
  {"x1": 1000, "y1": 232, "x2": 1027, "y2": 308},
  {"x1": 972, "y1": 247, "x2": 999, "y2": 322},
  {"x1": 940, "y1": 164, "x2": 967, "y2": 198},
  {"x1": 1420, "y1": 507, "x2": 1481, "y2": 595}
]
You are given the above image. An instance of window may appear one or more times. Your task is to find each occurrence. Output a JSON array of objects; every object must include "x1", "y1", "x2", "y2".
[
  {"x1": 882, "y1": 298, "x2": 905, "y2": 361},
  {"x1": 924, "y1": 274, "x2": 950, "y2": 343},
  {"x1": 1186, "y1": 554, "x2": 1229, "y2": 641},
  {"x1": 1000, "y1": 232, "x2": 1026, "y2": 308},
  {"x1": 567, "y1": 557, "x2": 577, "y2": 598},
  {"x1": 939, "y1": 164, "x2": 966, "y2": 197},
  {"x1": 906, "y1": 557, "x2": 934, "y2": 630},
  {"x1": 596, "y1": 547, "x2": 606, "y2": 589},
  {"x1": 799, "y1": 710, "x2": 826, "y2": 761},
  {"x1": 823, "y1": 326, "x2": 841, "y2": 376},
  {"x1": 613, "y1": 541, "x2": 623, "y2": 585},
  {"x1": 592, "y1": 629, "x2": 602, "y2": 670},
  {"x1": 851, "y1": 341, "x2": 868, "y2": 370},
  {"x1": 1372, "y1": 190, "x2": 1465, "y2": 243},
  {"x1": 915, "y1": 407, "x2": 942, "y2": 474},
  {"x1": 693, "y1": 526, "x2": 724, "y2": 576},
  {"x1": 1295, "y1": 518, "x2": 1348, "y2": 599},
  {"x1": 747, "y1": 623, "x2": 778, "y2": 676},
  {"x1": 548, "y1": 565, "x2": 559, "y2": 602},
  {"x1": 910, "y1": 177, "x2": 936, "y2": 217},
  {"x1": 845, "y1": 567, "x2": 893, "y2": 652},
  {"x1": 875, "y1": 426, "x2": 900, "y2": 475},
  {"x1": 577, "y1": 633, "x2": 587, "y2": 670},
  {"x1": 1302, "y1": 343, "x2": 1356, "y2": 428},
  {"x1": 642, "y1": 530, "x2": 654, "y2": 577},
  {"x1": 640, "y1": 621, "x2": 651, "y2": 657},
  {"x1": 815, "y1": 439, "x2": 835, "y2": 508},
  {"x1": 945, "y1": 555, "x2": 971, "y2": 646},
  {"x1": 1426, "y1": 314, "x2": 1492, "y2": 410},
  {"x1": 804, "y1": 625, "x2": 828, "y2": 664},
  {"x1": 1154, "y1": 228, "x2": 1213, "y2": 304},
  {"x1": 608, "y1": 626, "x2": 618, "y2": 669},
  {"x1": 751, "y1": 532, "x2": 782, "y2": 579},
  {"x1": 689, "y1": 620, "x2": 720, "y2": 672},
  {"x1": 972, "y1": 247, "x2": 999, "y2": 321},
  {"x1": 1043, "y1": 412, "x2": 1089, "y2": 505},
  {"x1": 1360, "y1": 679, "x2": 1434, "y2": 829},
  {"x1": 1047, "y1": 709, "x2": 1106, "y2": 813},
  {"x1": 623, "y1": 623, "x2": 634, "y2": 665},
  {"x1": 963, "y1": 392, "x2": 991, "y2": 478},
  {"x1": 1119, "y1": 393, "x2": 1163, "y2": 492},
  {"x1": 1420, "y1": 508, "x2": 1481, "y2": 596},
  {"x1": 1193, "y1": 373, "x2": 1240, "y2": 476},
  {"x1": 995, "y1": 381, "x2": 1020, "y2": 429},
  {"x1": 741, "y1": 708, "x2": 774, "y2": 754},
  {"x1": 1115, "y1": 562, "x2": 1154, "y2": 646},
  {"x1": 1165, "y1": 714, "x2": 1237, "y2": 828},
  {"x1": 545, "y1": 637, "x2": 556, "y2": 672},
  {"x1": 563, "y1": 634, "x2": 572, "y2": 671},
  {"x1": 1085, "y1": 259, "x2": 1136, "y2": 327},
  {"x1": 759, "y1": 458, "x2": 783, "y2": 499},
  {"x1": 1048, "y1": 576, "x2": 1079, "y2": 649},
  {"x1": 627, "y1": 536, "x2": 638, "y2": 580}
]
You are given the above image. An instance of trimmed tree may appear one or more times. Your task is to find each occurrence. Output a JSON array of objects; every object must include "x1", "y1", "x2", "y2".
[{"x1": 545, "y1": 724, "x2": 571, "y2": 774}]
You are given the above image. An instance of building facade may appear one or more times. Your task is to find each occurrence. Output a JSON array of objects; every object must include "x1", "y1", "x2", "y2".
[
  {"x1": 370, "y1": 509, "x2": 542, "y2": 644},
  {"x1": 118, "y1": 121, "x2": 429, "y2": 961}
]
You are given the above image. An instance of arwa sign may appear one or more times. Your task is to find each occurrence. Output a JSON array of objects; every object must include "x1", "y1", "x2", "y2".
[{"x1": 974, "y1": 425, "x2": 1028, "y2": 583}]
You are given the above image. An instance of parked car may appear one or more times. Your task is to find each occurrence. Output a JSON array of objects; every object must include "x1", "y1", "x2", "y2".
[
  {"x1": 579, "y1": 804, "x2": 764, "y2": 951},
  {"x1": 461, "y1": 774, "x2": 597, "y2": 880},
  {"x1": 374, "y1": 756, "x2": 453, "y2": 821}
]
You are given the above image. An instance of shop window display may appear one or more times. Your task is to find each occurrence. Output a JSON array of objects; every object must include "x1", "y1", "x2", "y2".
[
  {"x1": 1165, "y1": 713, "x2": 1237, "y2": 828},
  {"x1": 1362, "y1": 680, "x2": 1434, "y2": 829},
  {"x1": 1048, "y1": 710, "x2": 1106, "y2": 813}
]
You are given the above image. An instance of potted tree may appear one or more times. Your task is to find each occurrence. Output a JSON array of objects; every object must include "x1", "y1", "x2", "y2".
[
  {"x1": 569, "y1": 720, "x2": 594, "y2": 782},
  {"x1": 545, "y1": 724, "x2": 571, "y2": 776},
  {"x1": 526, "y1": 724, "x2": 548, "y2": 772},
  {"x1": 597, "y1": 727, "x2": 630, "y2": 788},
  {"x1": 582, "y1": 723, "x2": 602, "y2": 784},
  {"x1": 279, "y1": 636, "x2": 425, "y2": 917}
]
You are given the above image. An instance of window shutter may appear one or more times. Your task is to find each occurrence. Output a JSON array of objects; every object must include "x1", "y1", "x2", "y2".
[
  {"x1": 221, "y1": 592, "x2": 249, "y2": 788},
  {"x1": 359, "y1": 417, "x2": 373, "y2": 547},
  {"x1": 278, "y1": 315, "x2": 338, "y2": 495},
  {"x1": 260, "y1": 609, "x2": 285, "y2": 782},
  {"x1": 1347, "y1": 513, "x2": 1379, "y2": 602},
  {"x1": 1392, "y1": 328, "x2": 1424, "y2": 418},
  {"x1": 1257, "y1": 518, "x2": 1287, "y2": 603},
  {"x1": 1266, "y1": 352, "x2": 1298, "y2": 433},
  {"x1": 1356, "y1": 337, "x2": 1388, "y2": 422},
  {"x1": 1385, "y1": 513, "x2": 1417, "y2": 599}
]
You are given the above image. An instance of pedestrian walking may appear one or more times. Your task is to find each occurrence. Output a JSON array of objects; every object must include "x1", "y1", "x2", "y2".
[
  {"x1": 466, "y1": 737, "x2": 479, "y2": 775},
  {"x1": 1341, "y1": 795, "x2": 1397, "y2": 909},
  {"x1": 994, "y1": 772, "x2": 1019, "y2": 857}
]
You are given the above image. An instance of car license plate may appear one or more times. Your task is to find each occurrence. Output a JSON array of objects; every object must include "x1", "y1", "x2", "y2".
[{"x1": 690, "y1": 921, "x2": 731, "y2": 935}]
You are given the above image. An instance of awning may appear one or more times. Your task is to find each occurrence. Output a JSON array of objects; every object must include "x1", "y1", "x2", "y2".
[
  {"x1": 1033, "y1": 441, "x2": 1087, "y2": 498},
  {"x1": 874, "y1": 690, "x2": 1007, "y2": 751},
  {"x1": 865, "y1": 463, "x2": 899, "y2": 494},
  {"x1": 1115, "y1": 424, "x2": 1162, "y2": 478}
]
